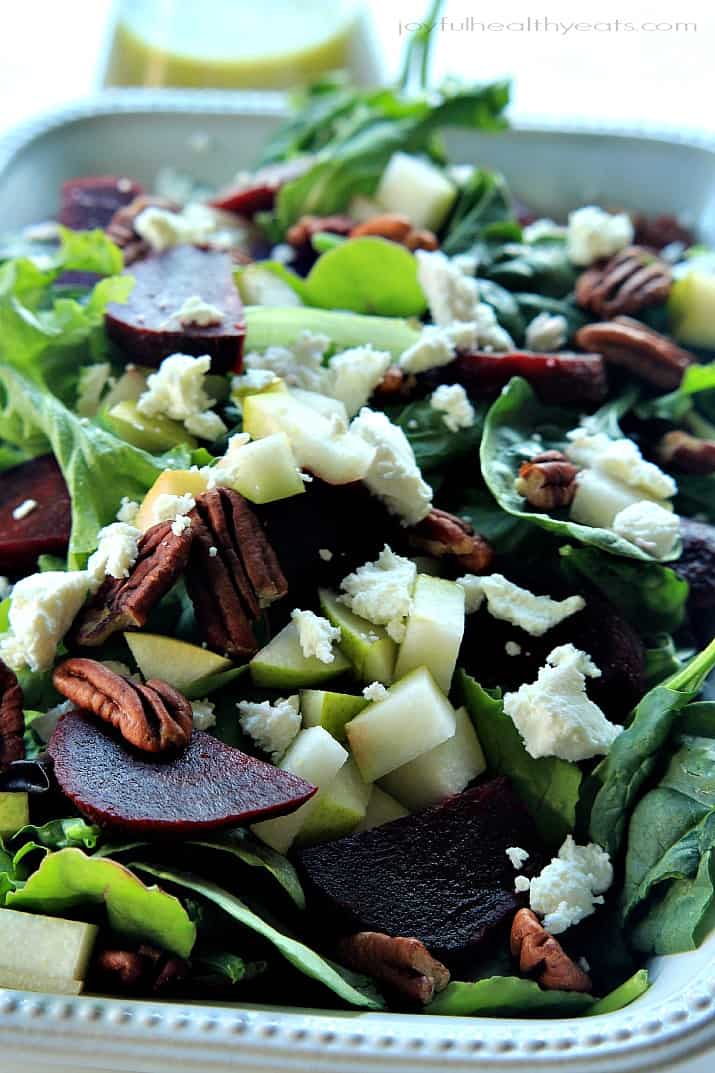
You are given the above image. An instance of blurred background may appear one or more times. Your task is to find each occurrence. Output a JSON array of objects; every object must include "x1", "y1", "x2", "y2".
[{"x1": 1, "y1": 0, "x2": 712, "y2": 134}]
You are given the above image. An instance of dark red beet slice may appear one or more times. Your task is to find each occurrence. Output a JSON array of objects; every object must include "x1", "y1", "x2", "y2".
[
  {"x1": 0, "y1": 455, "x2": 71, "y2": 574},
  {"x1": 105, "y1": 245, "x2": 245, "y2": 373},
  {"x1": 297, "y1": 778, "x2": 546, "y2": 968},
  {"x1": 454, "y1": 350, "x2": 608, "y2": 405},
  {"x1": 49, "y1": 712, "x2": 316, "y2": 834},
  {"x1": 59, "y1": 175, "x2": 144, "y2": 231},
  {"x1": 209, "y1": 158, "x2": 313, "y2": 217}
]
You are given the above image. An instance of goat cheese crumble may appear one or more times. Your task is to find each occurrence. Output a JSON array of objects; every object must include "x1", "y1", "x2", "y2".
[
  {"x1": 12, "y1": 499, "x2": 38, "y2": 521},
  {"x1": 116, "y1": 497, "x2": 140, "y2": 525},
  {"x1": 147, "y1": 492, "x2": 196, "y2": 530},
  {"x1": 566, "y1": 206, "x2": 634, "y2": 266},
  {"x1": 191, "y1": 698, "x2": 217, "y2": 731},
  {"x1": 171, "y1": 294, "x2": 224, "y2": 328},
  {"x1": 134, "y1": 202, "x2": 222, "y2": 252},
  {"x1": 430, "y1": 384, "x2": 476, "y2": 432},
  {"x1": 363, "y1": 681, "x2": 389, "y2": 703},
  {"x1": 612, "y1": 500, "x2": 681, "y2": 559},
  {"x1": 525, "y1": 312, "x2": 568, "y2": 352},
  {"x1": 243, "y1": 331, "x2": 329, "y2": 393},
  {"x1": 137, "y1": 353, "x2": 227, "y2": 441},
  {"x1": 503, "y1": 644, "x2": 622, "y2": 762},
  {"x1": 350, "y1": 408, "x2": 433, "y2": 525},
  {"x1": 291, "y1": 609, "x2": 341, "y2": 664},
  {"x1": 238, "y1": 695, "x2": 301, "y2": 763},
  {"x1": 339, "y1": 546, "x2": 417, "y2": 643},
  {"x1": 506, "y1": 846, "x2": 530, "y2": 869},
  {"x1": 0, "y1": 570, "x2": 89, "y2": 673},
  {"x1": 456, "y1": 573, "x2": 585, "y2": 635},
  {"x1": 326, "y1": 346, "x2": 391, "y2": 417},
  {"x1": 86, "y1": 522, "x2": 141, "y2": 590},
  {"x1": 566, "y1": 430, "x2": 677, "y2": 500},
  {"x1": 517, "y1": 835, "x2": 613, "y2": 934}
]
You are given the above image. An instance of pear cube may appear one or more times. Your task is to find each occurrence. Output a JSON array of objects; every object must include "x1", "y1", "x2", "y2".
[
  {"x1": 0, "y1": 907, "x2": 97, "y2": 993},
  {"x1": 319, "y1": 589, "x2": 397, "y2": 684},
  {"x1": 300, "y1": 689, "x2": 367, "y2": 742},
  {"x1": 394, "y1": 574, "x2": 465, "y2": 693},
  {"x1": 295, "y1": 758, "x2": 371, "y2": 846},
  {"x1": 250, "y1": 621, "x2": 351, "y2": 689}
]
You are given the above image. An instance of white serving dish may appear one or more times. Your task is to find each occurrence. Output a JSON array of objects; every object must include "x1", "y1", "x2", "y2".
[{"x1": 1, "y1": 90, "x2": 715, "y2": 1073}]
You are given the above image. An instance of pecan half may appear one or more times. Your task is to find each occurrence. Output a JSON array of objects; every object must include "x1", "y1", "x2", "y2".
[
  {"x1": 656, "y1": 430, "x2": 715, "y2": 475},
  {"x1": 0, "y1": 660, "x2": 24, "y2": 771},
  {"x1": 286, "y1": 214, "x2": 355, "y2": 249},
  {"x1": 633, "y1": 214, "x2": 695, "y2": 253},
  {"x1": 186, "y1": 488, "x2": 287, "y2": 659},
  {"x1": 371, "y1": 365, "x2": 418, "y2": 402},
  {"x1": 515, "y1": 450, "x2": 579, "y2": 510},
  {"x1": 72, "y1": 521, "x2": 193, "y2": 647},
  {"x1": 53, "y1": 658, "x2": 192, "y2": 753},
  {"x1": 406, "y1": 508, "x2": 494, "y2": 573},
  {"x1": 350, "y1": 214, "x2": 439, "y2": 251},
  {"x1": 510, "y1": 909, "x2": 591, "y2": 993},
  {"x1": 575, "y1": 316, "x2": 694, "y2": 390},
  {"x1": 106, "y1": 194, "x2": 180, "y2": 265},
  {"x1": 575, "y1": 246, "x2": 672, "y2": 318},
  {"x1": 93, "y1": 943, "x2": 188, "y2": 994},
  {"x1": 336, "y1": 932, "x2": 450, "y2": 1006}
]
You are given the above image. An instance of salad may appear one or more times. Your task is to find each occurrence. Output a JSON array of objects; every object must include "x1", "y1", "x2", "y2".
[{"x1": 1, "y1": 57, "x2": 715, "y2": 1021}]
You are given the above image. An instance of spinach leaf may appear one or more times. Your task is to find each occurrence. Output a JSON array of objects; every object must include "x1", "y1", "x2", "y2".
[
  {"x1": 426, "y1": 975, "x2": 594, "y2": 1017},
  {"x1": 452, "y1": 483, "x2": 548, "y2": 555},
  {"x1": 475, "y1": 278, "x2": 526, "y2": 343},
  {"x1": 675, "y1": 473, "x2": 715, "y2": 523},
  {"x1": 583, "y1": 638, "x2": 715, "y2": 857},
  {"x1": 559, "y1": 546, "x2": 688, "y2": 635},
  {"x1": 643, "y1": 634, "x2": 686, "y2": 689},
  {"x1": 134, "y1": 864, "x2": 385, "y2": 1009},
  {"x1": 484, "y1": 239, "x2": 577, "y2": 298},
  {"x1": 636, "y1": 361, "x2": 715, "y2": 423},
  {"x1": 460, "y1": 673, "x2": 581, "y2": 846},
  {"x1": 480, "y1": 378, "x2": 678, "y2": 562},
  {"x1": 513, "y1": 292, "x2": 589, "y2": 341},
  {"x1": 386, "y1": 398, "x2": 487, "y2": 472},
  {"x1": 440, "y1": 169, "x2": 515, "y2": 255},
  {"x1": 191, "y1": 946, "x2": 267, "y2": 986}
]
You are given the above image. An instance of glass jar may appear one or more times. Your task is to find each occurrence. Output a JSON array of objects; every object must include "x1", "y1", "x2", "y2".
[{"x1": 102, "y1": 0, "x2": 381, "y2": 89}]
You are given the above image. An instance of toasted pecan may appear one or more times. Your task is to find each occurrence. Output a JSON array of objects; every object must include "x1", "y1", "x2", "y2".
[
  {"x1": 575, "y1": 316, "x2": 693, "y2": 390},
  {"x1": 656, "y1": 430, "x2": 715, "y2": 475},
  {"x1": 406, "y1": 508, "x2": 494, "y2": 573},
  {"x1": 510, "y1": 909, "x2": 591, "y2": 992},
  {"x1": 0, "y1": 660, "x2": 24, "y2": 771},
  {"x1": 336, "y1": 932, "x2": 450, "y2": 1006},
  {"x1": 105, "y1": 194, "x2": 180, "y2": 265},
  {"x1": 515, "y1": 450, "x2": 579, "y2": 510},
  {"x1": 575, "y1": 245, "x2": 672, "y2": 318}
]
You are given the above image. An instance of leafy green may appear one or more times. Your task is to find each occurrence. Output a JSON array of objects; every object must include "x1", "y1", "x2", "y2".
[
  {"x1": 587, "y1": 970, "x2": 650, "y2": 1016},
  {"x1": 9, "y1": 818, "x2": 101, "y2": 853},
  {"x1": 192, "y1": 947, "x2": 267, "y2": 986},
  {"x1": 480, "y1": 377, "x2": 679, "y2": 561},
  {"x1": 483, "y1": 239, "x2": 577, "y2": 298},
  {"x1": 559, "y1": 546, "x2": 689, "y2": 635},
  {"x1": 450, "y1": 483, "x2": 538, "y2": 554},
  {"x1": 441, "y1": 169, "x2": 514, "y2": 255},
  {"x1": 460, "y1": 673, "x2": 581, "y2": 845},
  {"x1": 643, "y1": 634, "x2": 687, "y2": 689},
  {"x1": 0, "y1": 364, "x2": 191, "y2": 566},
  {"x1": 583, "y1": 639, "x2": 715, "y2": 857},
  {"x1": 675, "y1": 473, "x2": 715, "y2": 523},
  {"x1": 187, "y1": 828, "x2": 305, "y2": 909},
  {"x1": 475, "y1": 278, "x2": 526, "y2": 342},
  {"x1": 636, "y1": 361, "x2": 715, "y2": 423},
  {"x1": 385, "y1": 398, "x2": 487, "y2": 471},
  {"x1": 134, "y1": 864, "x2": 384, "y2": 1009},
  {"x1": 513, "y1": 292, "x2": 589, "y2": 341},
  {"x1": 426, "y1": 976, "x2": 593, "y2": 1017},
  {"x1": 4, "y1": 849, "x2": 196, "y2": 957}
]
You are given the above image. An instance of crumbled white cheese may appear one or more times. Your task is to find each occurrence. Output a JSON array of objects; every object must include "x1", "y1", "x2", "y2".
[
  {"x1": 326, "y1": 346, "x2": 391, "y2": 418},
  {"x1": 133, "y1": 202, "x2": 221, "y2": 252},
  {"x1": 398, "y1": 325, "x2": 457, "y2": 374},
  {"x1": 565, "y1": 430, "x2": 677, "y2": 500},
  {"x1": 429, "y1": 384, "x2": 475, "y2": 432},
  {"x1": 209, "y1": 546, "x2": 218, "y2": 558},
  {"x1": 522, "y1": 218, "x2": 566, "y2": 243},
  {"x1": 525, "y1": 835, "x2": 613, "y2": 934},
  {"x1": 505, "y1": 641, "x2": 522, "y2": 657},
  {"x1": 12, "y1": 499, "x2": 38, "y2": 521},
  {"x1": 350, "y1": 408, "x2": 433, "y2": 525},
  {"x1": 578, "y1": 956, "x2": 591, "y2": 974},
  {"x1": 525, "y1": 312, "x2": 568, "y2": 352},
  {"x1": 238, "y1": 694, "x2": 301, "y2": 763},
  {"x1": 472, "y1": 302, "x2": 514, "y2": 353},
  {"x1": 506, "y1": 846, "x2": 530, "y2": 869},
  {"x1": 76, "y1": 362, "x2": 112, "y2": 417},
  {"x1": 290, "y1": 609, "x2": 341, "y2": 664},
  {"x1": 566, "y1": 206, "x2": 634, "y2": 266},
  {"x1": 176, "y1": 294, "x2": 224, "y2": 328},
  {"x1": 137, "y1": 353, "x2": 227, "y2": 441},
  {"x1": 318, "y1": 548, "x2": 333, "y2": 562},
  {"x1": 339, "y1": 546, "x2": 416, "y2": 643},
  {"x1": 171, "y1": 514, "x2": 193, "y2": 537},
  {"x1": 613, "y1": 500, "x2": 681, "y2": 559},
  {"x1": 363, "y1": 681, "x2": 389, "y2": 703},
  {"x1": 86, "y1": 522, "x2": 141, "y2": 590},
  {"x1": 0, "y1": 577, "x2": 10, "y2": 600},
  {"x1": 503, "y1": 644, "x2": 622, "y2": 762},
  {"x1": 416, "y1": 249, "x2": 482, "y2": 325},
  {"x1": 0, "y1": 571, "x2": 89, "y2": 672},
  {"x1": 116, "y1": 497, "x2": 140, "y2": 525},
  {"x1": 451, "y1": 251, "x2": 479, "y2": 276},
  {"x1": 456, "y1": 573, "x2": 585, "y2": 635},
  {"x1": 191, "y1": 698, "x2": 217, "y2": 731},
  {"x1": 514, "y1": 875, "x2": 531, "y2": 893},
  {"x1": 243, "y1": 331, "x2": 330, "y2": 393},
  {"x1": 232, "y1": 368, "x2": 280, "y2": 394}
]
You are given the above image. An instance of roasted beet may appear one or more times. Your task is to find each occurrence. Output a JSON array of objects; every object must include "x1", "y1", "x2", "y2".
[
  {"x1": 297, "y1": 778, "x2": 545, "y2": 969},
  {"x1": 49, "y1": 712, "x2": 316, "y2": 834},
  {"x1": 59, "y1": 175, "x2": 144, "y2": 231},
  {"x1": 104, "y1": 245, "x2": 245, "y2": 372},
  {"x1": 0, "y1": 455, "x2": 71, "y2": 574},
  {"x1": 454, "y1": 350, "x2": 608, "y2": 405},
  {"x1": 674, "y1": 518, "x2": 715, "y2": 609},
  {"x1": 209, "y1": 158, "x2": 313, "y2": 217}
]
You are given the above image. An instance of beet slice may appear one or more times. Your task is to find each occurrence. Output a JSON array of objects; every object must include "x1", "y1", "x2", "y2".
[
  {"x1": 105, "y1": 245, "x2": 245, "y2": 372},
  {"x1": 209, "y1": 158, "x2": 313, "y2": 217},
  {"x1": 0, "y1": 455, "x2": 71, "y2": 574},
  {"x1": 49, "y1": 712, "x2": 316, "y2": 834},
  {"x1": 454, "y1": 350, "x2": 608, "y2": 405},
  {"x1": 297, "y1": 778, "x2": 546, "y2": 968},
  {"x1": 59, "y1": 175, "x2": 144, "y2": 231}
]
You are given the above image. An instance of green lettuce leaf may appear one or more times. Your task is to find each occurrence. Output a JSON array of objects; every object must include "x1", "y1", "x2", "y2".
[
  {"x1": 460, "y1": 672, "x2": 581, "y2": 846},
  {"x1": 9, "y1": 818, "x2": 101, "y2": 853},
  {"x1": 426, "y1": 975, "x2": 594, "y2": 1017},
  {"x1": 187, "y1": 829, "x2": 305, "y2": 909},
  {"x1": 4, "y1": 848, "x2": 196, "y2": 957},
  {"x1": 480, "y1": 377, "x2": 680, "y2": 561},
  {"x1": 586, "y1": 970, "x2": 650, "y2": 1016},
  {"x1": 134, "y1": 864, "x2": 384, "y2": 1009}
]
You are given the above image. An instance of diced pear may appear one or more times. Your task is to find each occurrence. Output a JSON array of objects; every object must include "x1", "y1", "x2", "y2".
[
  {"x1": 243, "y1": 391, "x2": 375, "y2": 484},
  {"x1": 380, "y1": 705, "x2": 485, "y2": 811},
  {"x1": 394, "y1": 575, "x2": 465, "y2": 693},
  {"x1": 123, "y1": 633, "x2": 237, "y2": 698},
  {"x1": 219, "y1": 432, "x2": 305, "y2": 504},
  {"x1": 250, "y1": 621, "x2": 350, "y2": 689},
  {"x1": 300, "y1": 689, "x2": 368, "y2": 742},
  {"x1": 295, "y1": 758, "x2": 371, "y2": 846},
  {"x1": 236, "y1": 264, "x2": 304, "y2": 307},
  {"x1": 135, "y1": 469, "x2": 208, "y2": 531},
  {"x1": 105, "y1": 400, "x2": 197, "y2": 452},
  {"x1": 0, "y1": 907, "x2": 98, "y2": 989},
  {"x1": 101, "y1": 366, "x2": 150, "y2": 410},
  {"x1": 289, "y1": 388, "x2": 349, "y2": 424},
  {"x1": 319, "y1": 589, "x2": 397, "y2": 684},
  {"x1": 376, "y1": 152, "x2": 457, "y2": 232},
  {"x1": 354, "y1": 785, "x2": 409, "y2": 832},
  {"x1": 0, "y1": 792, "x2": 29, "y2": 838},
  {"x1": 570, "y1": 470, "x2": 660, "y2": 530},
  {"x1": 668, "y1": 271, "x2": 715, "y2": 348},
  {"x1": 251, "y1": 727, "x2": 347, "y2": 853},
  {"x1": 346, "y1": 667, "x2": 457, "y2": 782}
]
